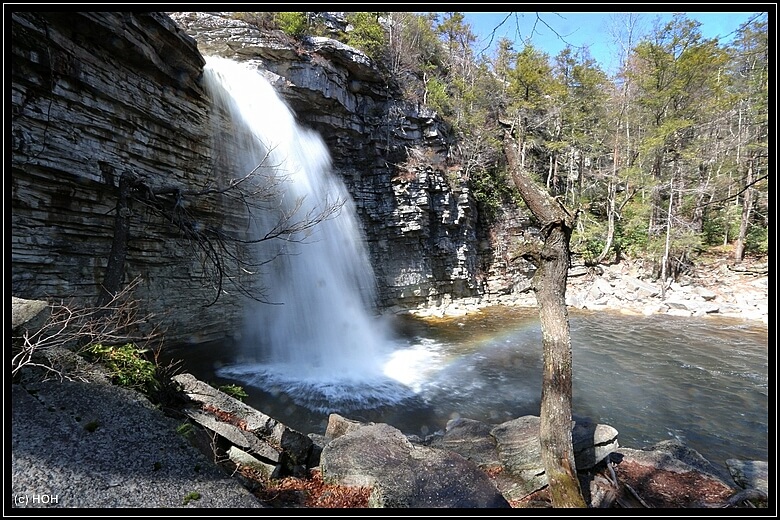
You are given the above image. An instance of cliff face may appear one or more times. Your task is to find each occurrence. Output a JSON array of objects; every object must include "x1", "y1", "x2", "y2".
[
  {"x1": 11, "y1": 11, "x2": 518, "y2": 344},
  {"x1": 169, "y1": 12, "x2": 486, "y2": 309},
  {"x1": 11, "y1": 11, "x2": 241, "y2": 343}
]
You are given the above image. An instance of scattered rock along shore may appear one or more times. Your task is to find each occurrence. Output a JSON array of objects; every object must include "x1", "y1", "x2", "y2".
[
  {"x1": 11, "y1": 256, "x2": 767, "y2": 509},
  {"x1": 10, "y1": 368, "x2": 769, "y2": 510},
  {"x1": 404, "y1": 257, "x2": 768, "y2": 325}
]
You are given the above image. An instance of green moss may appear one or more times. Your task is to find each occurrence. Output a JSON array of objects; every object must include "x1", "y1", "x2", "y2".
[
  {"x1": 82, "y1": 343, "x2": 157, "y2": 394},
  {"x1": 176, "y1": 422, "x2": 194, "y2": 439},
  {"x1": 217, "y1": 383, "x2": 249, "y2": 401},
  {"x1": 182, "y1": 491, "x2": 201, "y2": 505},
  {"x1": 545, "y1": 469, "x2": 587, "y2": 507}
]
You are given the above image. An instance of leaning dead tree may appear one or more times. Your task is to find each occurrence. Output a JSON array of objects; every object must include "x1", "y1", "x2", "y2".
[
  {"x1": 98, "y1": 153, "x2": 344, "y2": 309},
  {"x1": 503, "y1": 130, "x2": 586, "y2": 507}
]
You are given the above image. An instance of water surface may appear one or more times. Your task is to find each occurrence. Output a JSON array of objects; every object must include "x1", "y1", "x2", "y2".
[{"x1": 170, "y1": 307, "x2": 769, "y2": 475}]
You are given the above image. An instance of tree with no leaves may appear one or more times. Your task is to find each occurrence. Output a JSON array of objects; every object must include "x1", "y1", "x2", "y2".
[
  {"x1": 97, "y1": 158, "x2": 344, "y2": 310},
  {"x1": 489, "y1": 11, "x2": 595, "y2": 506},
  {"x1": 504, "y1": 130, "x2": 586, "y2": 507}
]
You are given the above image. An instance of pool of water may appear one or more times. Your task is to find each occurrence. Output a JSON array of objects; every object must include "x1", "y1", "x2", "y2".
[{"x1": 166, "y1": 307, "x2": 769, "y2": 476}]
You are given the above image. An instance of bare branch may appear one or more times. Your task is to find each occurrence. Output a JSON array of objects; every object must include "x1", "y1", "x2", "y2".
[
  {"x1": 478, "y1": 12, "x2": 513, "y2": 55},
  {"x1": 478, "y1": 12, "x2": 584, "y2": 57},
  {"x1": 125, "y1": 155, "x2": 346, "y2": 307},
  {"x1": 12, "y1": 277, "x2": 163, "y2": 380},
  {"x1": 697, "y1": 173, "x2": 768, "y2": 209},
  {"x1": 533, "y1": 12, "x2": 578, "y2": 48}
]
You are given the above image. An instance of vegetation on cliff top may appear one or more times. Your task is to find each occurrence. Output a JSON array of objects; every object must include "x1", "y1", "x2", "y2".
[{"x1": 233, "y1": 11, "x2": 768, "y2": 278}]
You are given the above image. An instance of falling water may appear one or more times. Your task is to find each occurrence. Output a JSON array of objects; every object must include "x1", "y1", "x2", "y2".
[{"x1": 201, "y1": 57, "x2": 414, "y2": 412}]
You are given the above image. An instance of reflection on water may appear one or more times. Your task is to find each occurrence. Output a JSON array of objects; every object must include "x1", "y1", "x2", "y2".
[
  {"x1": 169, "y1": 307, "x2": 768, "y2": 473},
  {"x1": 567, "y1": 310, "x2": 768, "y2": 472}
]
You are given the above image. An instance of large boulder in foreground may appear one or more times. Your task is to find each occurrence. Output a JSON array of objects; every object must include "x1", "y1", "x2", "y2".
[
  {"x1": 320, "y1": 422, "x2": 510, "y2": 508},
  {"x1": 12, "y1": 381, "x2": 263, "y2": 508},
  {"x1": 431, "y1": 415, "x2": 619, "y2": 500}
]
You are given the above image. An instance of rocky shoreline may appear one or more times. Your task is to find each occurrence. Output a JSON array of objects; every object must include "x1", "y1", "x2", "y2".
[
  {"x1": 10, "y1": 256, "x2": 768, "y2": 508},
  {"x1": 12, "y1": 365, "x2": 767, "y2": 508},
  {"x1": 403, "y1": 257, "x2": 769, "y2": 325}
]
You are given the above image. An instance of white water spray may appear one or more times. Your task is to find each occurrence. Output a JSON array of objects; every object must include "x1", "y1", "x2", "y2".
[{"x1": 202, "y1": 57, "x2": 416, "y2": 412}]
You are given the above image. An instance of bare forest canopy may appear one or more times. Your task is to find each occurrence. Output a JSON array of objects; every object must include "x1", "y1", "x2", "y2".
[{"x1": 238, "y1": 11, "x2": 769, "y2": 272}]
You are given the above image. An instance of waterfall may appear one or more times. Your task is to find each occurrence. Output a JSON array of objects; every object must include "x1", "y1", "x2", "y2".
[{"x1": 202, "y1": 57, "x2": 413, "y2": 412}]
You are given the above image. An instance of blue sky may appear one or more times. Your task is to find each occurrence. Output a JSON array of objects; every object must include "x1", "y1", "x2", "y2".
[{"x1": 461, "y1": 11, "x2": 766, "y2": 75}]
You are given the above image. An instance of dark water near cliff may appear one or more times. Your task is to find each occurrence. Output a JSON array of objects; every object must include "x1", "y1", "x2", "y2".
[{"x1": 168, "y1": 307, "x2": 769, "y2": 474}]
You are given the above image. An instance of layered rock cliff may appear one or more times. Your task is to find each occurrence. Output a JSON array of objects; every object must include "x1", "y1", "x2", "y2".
[
  {"x1": 11, "y1": 11, "x2": 522, "y2": 344},
  {"x1": 168, "y1": 12, "x2": 489, "y2": 309},
  {"x1": 11, "y1": 12, "x2": 241, "y2": 344}
]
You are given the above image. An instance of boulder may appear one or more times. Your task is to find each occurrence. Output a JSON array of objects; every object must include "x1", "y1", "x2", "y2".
[
  {"x1": 11, "y1": 297, "x2": 49, "y2": 330},
  {"x1": 616, "y1": 440, "x2": 733, "y2": 485},
  {"x1": 320, "y1": 421, "x2": 510, "y2": 508},
  {"x1": 726, "y1": 459, "x2": 768, "y2": 495},
  {"x1": 572, "y1": 421, "x2": 620, "y2": 470},
  {"x1": 490, "y1": 416, "x2": 547, "y2": 498},
  {"x1": 430, "y1": 417, "x2": 500, "y2": 468},
  {"x1": 324, "y1": 413, "x2": 368, "y2": 440},
  {"x1": 172, "y1": 373, "x2": 313, "y2": 475},
  {"x1": 434, "y1": 415, "x2": 619, "y2": 501}
]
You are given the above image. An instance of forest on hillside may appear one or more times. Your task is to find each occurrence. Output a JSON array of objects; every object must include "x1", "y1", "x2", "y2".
[{"x1": 234, "y1": 12, "x2": 769, "y2": 278}]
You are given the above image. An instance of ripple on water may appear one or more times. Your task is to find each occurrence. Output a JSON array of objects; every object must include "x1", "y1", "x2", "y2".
[{"x1": 182, "y1": 308, "x2": 768, "y2": 472}]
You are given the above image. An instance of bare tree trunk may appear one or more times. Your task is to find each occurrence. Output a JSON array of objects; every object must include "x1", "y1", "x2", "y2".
[
  {"x1": 547, "y1": 154, "x2": 554, "y2": 190},
  {"x1": 596, "y1": 108, "x2": 624, "y2": 265},
  {"x1": 691, "y1": 163, "x2": 709, "y2": 234},
  {"x1": 648, "y1": 153, "x2": 663, "y2": 238},
  {"x1": 734, "y1": 156, "x2": 755, "y2": 263},
  {"x1": 724, "y1": 105, "x2": 744, "y2": 246},
  {"x1": 536, "y1": 225, "x2": 584, "y2": 507},
  {"x1": 596, "y1": 179, "x2": 617, "y2": 265},
  {"x1": 504, "y1": 132, "x2": 586, "y2": 508},
  {"x1": 660, "y1": 168, "x2": 675, "y2": 299},
  {"x1": 576, "y1": 152, "x2": 584, "y2": 202},
  {"x1": 97, "y1": 171, "x2": 135, "y2": 309}
]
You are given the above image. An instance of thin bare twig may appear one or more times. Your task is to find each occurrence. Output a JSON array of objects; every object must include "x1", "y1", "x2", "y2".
[
  {"x1": 129, "y1": 157, "x2": 345, "y2": 307},
  {"x1": 12, "y1": 276, "x2": 163, "y2": 380}
]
